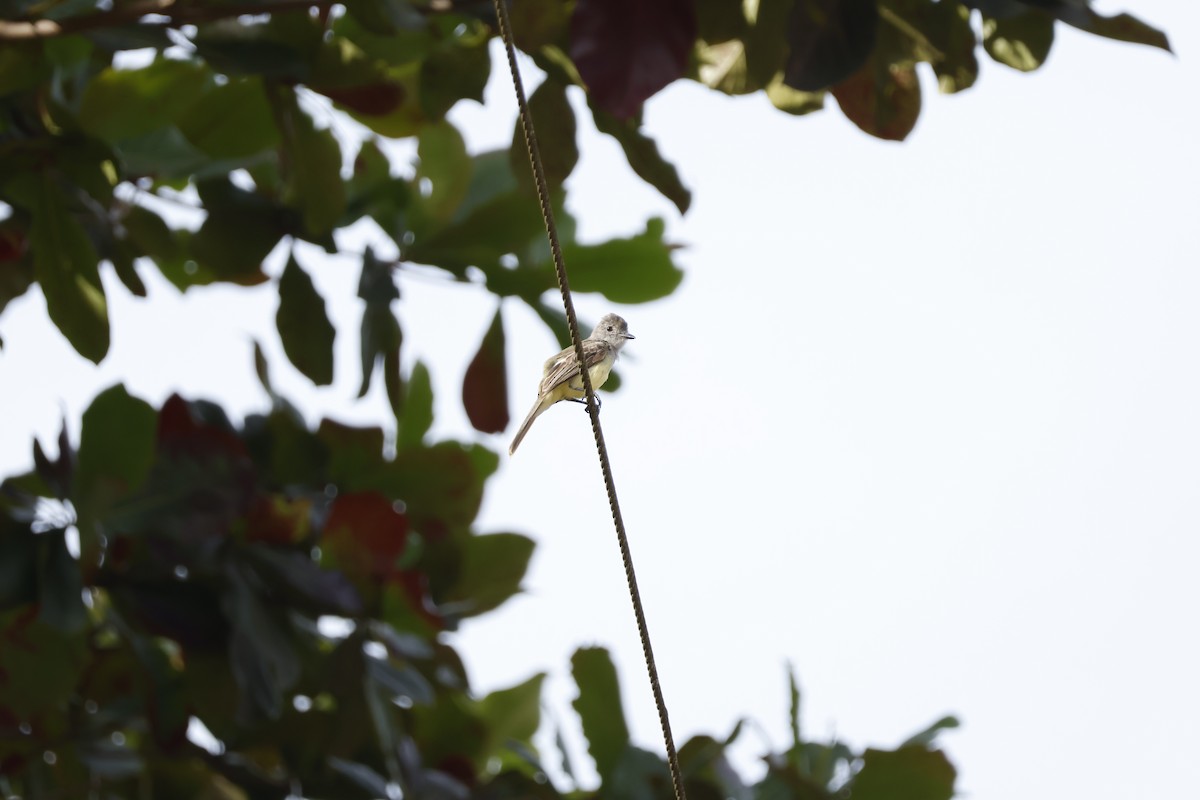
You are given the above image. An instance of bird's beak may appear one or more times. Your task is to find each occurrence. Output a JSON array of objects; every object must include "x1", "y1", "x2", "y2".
[{"x1": 625, "y1": 333, "x2": 635, "y2": 339}]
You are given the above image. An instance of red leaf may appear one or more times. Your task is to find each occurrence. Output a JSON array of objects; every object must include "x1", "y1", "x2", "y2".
[
  {"x1": 323, "y1": 491, "x2": 409, "y2": 583},
  {"x1": 316, "y1": 83, "x2": 406, "y2": 116},
  {"x1": 831, "y1": 59, "x2": 921, "y2": 142},
  {"x1": 570, "y1": 0, "x2": 696, "y2": 120},
  {"x1": 462, "y1": 309, "x2": 509, "y2": 435}
]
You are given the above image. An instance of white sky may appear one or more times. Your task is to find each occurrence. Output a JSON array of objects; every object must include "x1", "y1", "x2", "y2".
[{"x1": 2, "y1": 3, "x2": 1198, "y2": 798}]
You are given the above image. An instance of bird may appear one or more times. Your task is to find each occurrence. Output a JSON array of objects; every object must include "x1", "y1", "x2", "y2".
[{"x1": 508, "y1": 313, "x2": 635, "y2": 455}]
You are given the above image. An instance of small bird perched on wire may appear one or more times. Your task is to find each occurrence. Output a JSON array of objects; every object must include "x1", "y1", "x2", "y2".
[{"x1": 508, "y1": 313, "x2": 635, "y2": 455}]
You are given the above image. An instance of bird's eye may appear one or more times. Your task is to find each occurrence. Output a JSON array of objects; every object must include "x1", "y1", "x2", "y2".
[{"x1": 606, "y1": 326, "x2": 613, "y2": 332}]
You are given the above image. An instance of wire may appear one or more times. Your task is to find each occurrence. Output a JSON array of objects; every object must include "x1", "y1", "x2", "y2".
[{"x1": 490, "y1": 3, "x2": 688, "y2": 799}]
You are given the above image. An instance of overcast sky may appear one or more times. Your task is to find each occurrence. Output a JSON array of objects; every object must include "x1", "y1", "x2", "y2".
[{"x1": 2, "y1": 3, "x2": 1197, "y2": 798}]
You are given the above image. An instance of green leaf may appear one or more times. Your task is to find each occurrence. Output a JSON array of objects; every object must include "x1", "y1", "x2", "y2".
[
  {"x1": 983, "y1": 11, "x2": 1055, "y2": 72},
  {"x1": 178, "y1": 77, "x2": 279, "y2": 158},
  {"x1": 415, "y1": 120, "x2": 472, "y2": 227},
  {"x1": 571, "y1": 646, "x2": 630, "y2": 780},
  {"x1": 398, "y1": 361, "x2": 434, "y2": 450},
  {"x1": 831, "y1": 48, "x2": 922, "y2": 142},
  {"x1": 478, "y1": 672, "x2": 545, "y2": 757},
  {"x1": 510, "y1": 78, "x2": 579, "y2": 195},
  {"x1": 445, "y1": 532, "x2": 534, "y2": 617},
  {"x1": 783, "y1": 0, "x2": 878, "y2": 92},
  {"x1": 8, "y1": 172, "x2": 109, "y2": 363},
  {"x1": 924, "y1": 1, "x2": 979, "y2": 93},
  {"x1": 851, "y1": 745, "x2": 956, "y2": 800},
  {"x1": 222, "y1": 561, "x2": 301, "y2": 723},
  {"x1": 418, "y1": 18, "x2": 490, "y2": 119},
  {"x1": 190, "y1": 177, "x2": 286, "y2": 283},
  {"x1": 743, "y1": 0, "x2": 792, "y2": 88},
  {"x1": 276, "y1": 252, "x2": 336, "y2": 385},
  {"x1": 356, "y1": 248, "x2": 401, "y2": 397},
  {"x1": 277, "y1": 88, "x2": 347, "y2": 236},
  {"x1": 556, "y1": 218, "x2": 683, "y2": 303},
  {"x1": 765, "y1": 74, "x2": 826, "y2": 115},
  {"x1": 0, "y1": 608, "x2": 88, "y2": 718},
  {"x1": 591, "y1": 105, "x2": 691, "y2": 214},
  {"x1": 74, "y1": 385, "x2": 157, "y2": 562},
  {"x1": 901, "y1": 715, "x2": 961, "y2": 748},
  {"x1": 78, "y1": 58, "x2": 210, "y2": 143},
  {"x1": 696, "y1": 0, "x2": 748, "y2": 44},
  {"x1": 462, "y1": 308, "x2": 509, "y2": 435},
  {"x1": 192, "y1": 16, "x2": 320, "y2": 80},
  {"x1": 32, "y1": 529, "x2": 85, "y2": 632}
]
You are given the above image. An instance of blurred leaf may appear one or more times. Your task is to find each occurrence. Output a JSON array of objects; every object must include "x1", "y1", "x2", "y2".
[
  {"x1": 784, "y1": 0, "x2": 878, "y2": 92},
  {"x1": 178, "y1": 77, "x2": 279, "y2": 158},
  {"x1": 32, "y1": 421, "x2": 72, "y2": 499},
  {"x1": 766, "y1": 74, "x2": 826, "y2": 115},
  {"x1": 570, "y1": 0, "x2": 696, "y2": 119},
  {"x1": 901, "y1": 715, "x2": 960, "y2": 748},
  {"x1": 0, "y1": 607, "x2": 87, "y2": 718},
  {"x1": 851, "y1": 745, "x2": 956, "y2": 800},
  {"x1": 191, "y1": 177, "x2": 286, "y2": 283},
  {"x1": 366, "y1": 654, "x2": 435, "y2": 705},
  {"x1": 398, "y1": 361, "x2": 434, "y2": 450},
  {"x1": 571, "y1": 646, "x2": 630, "y2": 780},
  {"x1": 192, "y1": 16, "x2": 319, "y2": 80},
  {"x1": 357, "y1": 248, "x2": 401, "y2": 397},
  {"x1": 590, "y1": 105, "x2": 690, "y2": 214},
  {"x1": 418, "y1": 18, "x2": 491, "y2": 119},
  {"x1": 982, "y1": 10, "x2": 1054, "y2": 72},
  {"x1": 310, "y1": 36, "x2": 408, "y2": 117},
  {"x1": 697, "y1": 0, "x2": 748, "y2": 43},
  {"x1": 743, "y1": 0, "x2": 792, "y2": 87},
  {"x1": 329, "y1": 756, "x2": 393, "y2": 797},
  {"x1": 277, "y1": 88, "x2": 347, "y2": 237},
  {"x1": 445, "y1": 532, "x2": 534, "y2": 618},
  {"x1": 253, "y1": 339, "x2": 275, "y2": 398},
  {"x1": 608, "y1": 745, "x2": 673, "y2": 798},
  {"x1": 415, "y1": 120, "x2": 472, "y2": 227},
  {"x1": 510, "y1": 0, "x2": 572, "y2": 50},
  {"x1": 831, "y1": 50, "x2": 922, "y2": 142},
  {"x1": 276, "y1": 252, "x2": 336, "y2": 385},
  {"x1": 510, "y1": 78, "x2": 579, "y2": 195},
  {"x1": 478, "y1": 672, "x2": 545, "y2": 756},
  {"x1": 462, "y1": 308, "x2": 509, "y2": 435},
  {"x1": 1039, "y1": 4, "x2": 1170, "y2": 52},
  {"x1": 554, "y1": 218, "x2": 683, "y2": 303},
  {"x1": 924, "y1": 1, "x2": 978, "y2": 93},
  {"x1": 322, "y1": 491, "x2": 409, "y2": 587},
  {"x1": 78, "y1": 58, "x2": 209, "y2": 143},
  {"x1": 223, "y1": 561, "x2": 301, "y2": 722},
  {"x1": 6, "y1": 173, "x2": 109, "y2": 363},
  {"x1": 244, "y1": 543, "x2": 363, "y2": 616},
  {"x1": 35, "y1": 529, "x2": 85, "y2": 631}
]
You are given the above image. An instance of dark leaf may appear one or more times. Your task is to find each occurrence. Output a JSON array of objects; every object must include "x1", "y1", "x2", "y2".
[
  {"x1": 590, "y1": 105, "x2": 691, "y2": 214},
  {"x1": 415, "y1": 120, "x2": 472, "y2": 228},
  {"x1": 366, "y1": 654, "x2": 435, "y2": 705},
  {"x1": 419, "y1": 18, "x2": 491, "y2": 120},
  {"x1": 276, "y1": 252, "x2": 337, "y2": 385},
  {"x1": 322, "y1": 490, "x2": 409, "y2": 587},
  {"x1": 510, "y1": 0, "x2": 572, "y2": 51},
  {"x1": 831, "y1": 52, "x2": 922, "y2": 142},
  {"x1": 982, "y1": 10, "x2": 1055, "y2": 72},
  {"x1": 398, "y1": 361, "x2": 434, "y2": 450},
  {"x1": 462, "y1": 308, "x2": 509, "y2": 435},
  {"x1": 357, "y1": 248, "x2": 401, "y2": 397},
  {"x1": 31, "y1": 420, "x2": 72, "y2": 499},
  {"x1": 851, "y1": 745, "x2": 956, "y2": 800},
  {"x1": 277, "y1": 87, "x2": 347, "y2": 237},
  {"x1": 696, "y1": 0, "x2": 748, "y2": 44},
  {"x1": 0, "y1": 608, "x2": 88, "y2": 718},
  {"x1": 901, "y1": 715, "x2": 961, "y2": 748},
  {"x1": 553, "y1": 218, "x2": 684, "y2": 303},
  {"x1": 925, "y1": 1, "x2": 979, "y2": 93},
  {"x1": 192, "y1": 16, "x2": 320, "y2": 80},
  {"x1": 510, "y1": 78, "x2": 579, "y2": 195},
  {"x1": 570, "y1": 0, "x2": 696, "y2": 119},
  {"x1": 223, "y1": 561, "x2": 301, "y2": 722},
  {"x1": 244, "y1": 543, "x2": 363, "y2": 616},
  {"x1": 6, "y1": 173, "x2": 109, "y2": 363},
  {"x1": 784, "y1": 0, "x2": 879, "y2": 92},
  {"x1": 35, "y1": 529, "x2": 85, "y2": 631},
  {"x1": 478, "y1": 672, "x2": 545, "y2": 754},
  {"x1": 571, "y1": 646, "x2": 630, "y2": 780},
  {"x1": 743, "y1": 0, "x2": 792, "y2": 87},
  {"x1": 444, "y1": 532, "x2": 534, "y2": 618},
  {"x1": 77, "y1": 58, "x2": 209, "y2": 143},
  {"x1": 178, "y1": 77, "x2": 280, "y2": 158},
  {"x1": 191, "y1": 178, "x2": 287, "y2": 284}
]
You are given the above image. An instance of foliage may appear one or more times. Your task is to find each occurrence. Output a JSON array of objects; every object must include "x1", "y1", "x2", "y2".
[
  {"x1": 0, "y1": 0, "x2": 1169, "y2": 373},
  {"x1": 0, "y1": 0, "x2": 1172, "y2": 796},
  {"x1": 0, "y1": 383, "x2": 958, "y2": 797}
]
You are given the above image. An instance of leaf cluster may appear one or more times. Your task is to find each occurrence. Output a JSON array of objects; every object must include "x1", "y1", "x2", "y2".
[{"x1": 0, "y1": 384, "x2": 959, "y2": 798}]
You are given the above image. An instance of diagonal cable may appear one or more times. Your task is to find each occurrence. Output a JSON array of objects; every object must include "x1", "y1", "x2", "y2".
[{"x1": 490, "y1": 3, "x2": 688, "y2": 800}]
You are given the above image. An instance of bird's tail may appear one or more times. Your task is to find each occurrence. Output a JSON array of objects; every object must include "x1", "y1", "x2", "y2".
[{"x1": 508, "y1": 397, "x2": 548, "y2": 455}]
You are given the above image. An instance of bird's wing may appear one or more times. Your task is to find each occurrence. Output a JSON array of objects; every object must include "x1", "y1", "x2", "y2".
[{"x1": 538, "y1": 339, "x2": 610, "y2": 395}]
